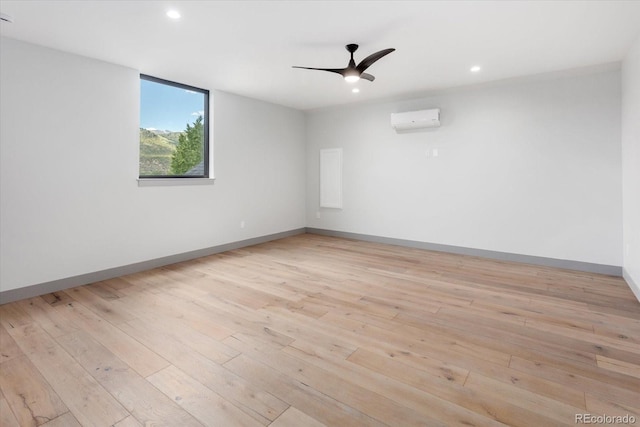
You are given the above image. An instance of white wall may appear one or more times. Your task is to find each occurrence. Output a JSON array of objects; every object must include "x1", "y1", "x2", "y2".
[
  {"x1": 306, "y1": 67, "x2": 622, "y2": 267},
  {"x1": 0, "y1": 36, "x2": 629, "y2": 295},
  {"x1": 0, "y1": 38, "x2": 306, "y2": 293},
  {"x1": 622, "y1": 33, "x2": 640, "y2": 298}
]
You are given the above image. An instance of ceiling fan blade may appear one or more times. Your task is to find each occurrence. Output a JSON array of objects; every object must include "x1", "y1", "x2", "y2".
[
  {"x1": 360, "y1": 73, "x2": 375, "y2": 82},
  {"x1": 292, "y1": 66, "x2": 346, "y2": 76},
  {"x1": 356, "y1": 48, "x2": 395, "y2": 73}
]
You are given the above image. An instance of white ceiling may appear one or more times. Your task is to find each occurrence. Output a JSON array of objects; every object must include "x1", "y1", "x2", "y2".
[{"x1": 1, "y1": 1, "x2": 639, "y2": 111}]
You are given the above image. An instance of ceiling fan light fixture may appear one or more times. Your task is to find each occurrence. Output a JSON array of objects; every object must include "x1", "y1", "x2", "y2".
[
  {"x1": 0, "y1": 13, "x2": 14, "y2": 23},
  {"x1": 292, "y1": 44, "x2": 395, "y2": 84}
]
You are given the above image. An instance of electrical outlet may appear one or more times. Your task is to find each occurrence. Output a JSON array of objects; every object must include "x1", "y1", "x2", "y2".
[
  {"x1": 316, "y1": 212, "x2": 321, "y2": 219},
  {"x1": 240, "y1": 221, "x2": 245, "y2": 229},
  {"x1": 433, "y1": 148, "x2": 439, "y2": 157}
]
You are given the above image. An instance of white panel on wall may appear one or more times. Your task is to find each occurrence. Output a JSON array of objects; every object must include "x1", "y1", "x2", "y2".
[{"x1": 320, "y1": 148, "x2": 343, "y2": 209}]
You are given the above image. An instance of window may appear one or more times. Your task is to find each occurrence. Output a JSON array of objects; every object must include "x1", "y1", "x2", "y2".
[{"x1": 139, "y1": 75, "x2": 210, "y2": 178}]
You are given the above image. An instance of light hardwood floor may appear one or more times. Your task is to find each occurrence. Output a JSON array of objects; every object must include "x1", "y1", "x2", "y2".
[{"x1": 1, "y1": 234, "x2": 639, "y2": 426}]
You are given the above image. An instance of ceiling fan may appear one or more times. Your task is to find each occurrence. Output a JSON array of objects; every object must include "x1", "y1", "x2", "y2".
[{"x1": 293, "y1": 44, "x2": 395, "y2": 83}]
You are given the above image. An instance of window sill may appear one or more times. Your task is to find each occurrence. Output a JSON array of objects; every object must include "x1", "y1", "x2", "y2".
[{"x1": 137, "y1": 177, "x2": 216, "y2": 187}]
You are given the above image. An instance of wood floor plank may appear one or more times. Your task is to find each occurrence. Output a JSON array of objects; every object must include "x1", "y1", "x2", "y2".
[
  {"x1": 0, "y1": 391, "x2": 21, "y2": 427},
  {"x1": 595, "y1": 354, "x2": 640, "y2": 379},
  {"x1": 118, "y1": 319, "x2": 287, "y2": 424},
  {"x1": 5, "y1": 323, "x2": 129, "y2": 427},
  {"x1": 593, "y1": 322, "x2": 640, "y2": 346},
  {"x1": 52, "y1": 301, "x2": 170, "y2": 377},
  {"x1": 230, "y1": 332, "x2": 498, "y2": 427},
  {"x1": 509, "y1": 355, "x2": 640, "y2": 408},
  {"x1": 347, "y1": 346, "x2": 469, "y2": 385},
  {"x1": 112, "y1": 415, "x2": 143, "y2": 427},
  {"x1": 40, "y1": 292, "x2": 74, "y2": 307},
  {"x1": 0, "y1": 323, "x2": 23, "y2": 363},
  {"x1": 62, "y1": 286, "x2": 137, "y2": 325},
  {"x1": 0, "y1": 355, "x2": 68, "y2": 426},
  {"x1": 15, "y1": 297, "x2": 81, "y2": 338},
  {"x1": 406, "y1": 307, "x2": 598, "y2": 366},
  {"x1": 122, "y1": 309, "x2": 238, "y2": 365},
  {"x1": 513, "y1": 350, "x2": 640, "y2": 392},
  {"x1": 148, "y1": 365, "x2": 265, "y2": 427},
  {"x1": 85, "y1": 281, "x2": 127, "y2": 301},
  {"x1": 151, "y1": 284, "x2": 297, "y2": 348},
  {"x1": 40, "y1": 412, "x2": 82, "y2": 427},
  {"x1": 183, "y1": 259, "x2": 307, "y2": 304},
  {"x1": 100, "y1": 277, "x2": 134, "y2": 291},
  {"x1": 0, "y1": 303, "x2": 33, "y2": 329},
  {"x1": 335, "y1": 345, "x2": 559, "y2": 427},
  {"x1": 524, "y1": 317, "x2": 640, "y2": 360},
  {"x1": 322, "y1": 310, "x2": 512, "y2": 368},
  {"x1": 455, "y1": 357, "x2": 587, "y2": 409},
  {"x1": 287, "y1": 338, "x2": 356, "y2": 361},
  {"x1": 584, "y1": 393, "x2": 640, "y2": 418},
  {"x1": 55, "y1": 330, "x2": 203, "y2": 427},
  {"x1": 223, "y1": 352, "x2": 390, "y2": 427},
  {"x1": 114, "y1": 289, "x2": 234, "y2": 341},
  {"x1": 463, "y1": 372, "x2": 583, "y2": 425},
  {"x1": 269, "y1": 407, "x2": 326, "y2": 427},
  {"x1": 1, "y1": 234, "x2": 638, "y2": 427},
  {"x1": 255, "y1": 306, "x2": 359, "y2": 355}
]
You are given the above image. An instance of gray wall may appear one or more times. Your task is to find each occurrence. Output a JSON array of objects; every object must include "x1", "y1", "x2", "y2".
[
  {"x1": 305, "y1": 67, "x2": 622, "y2": 267},
  {"x1": 0, "y1": 38, "x2": 306, "y2": 293},
  {"x1": 622, "y1": 34, "x2": 640, "y2": 299}
]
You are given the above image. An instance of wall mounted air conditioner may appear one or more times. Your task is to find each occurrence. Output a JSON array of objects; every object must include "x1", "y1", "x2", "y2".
[{"x1": 390, "y1": 108, "x2": 440, "y2": 131}]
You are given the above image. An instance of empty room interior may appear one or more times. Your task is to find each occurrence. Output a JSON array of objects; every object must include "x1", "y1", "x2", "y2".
[{"x1": 1, "y1": 1, "x2": 640, "y2": 426}]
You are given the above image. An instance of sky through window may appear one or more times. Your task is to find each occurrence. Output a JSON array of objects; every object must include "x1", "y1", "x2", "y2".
[{"x1": 140, "y1": 79, "x2": 205, "y2": 132}]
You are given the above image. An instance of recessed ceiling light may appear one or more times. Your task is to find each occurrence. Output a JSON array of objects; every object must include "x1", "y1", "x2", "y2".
[
  {"x1": 166, "y1": 10, "x2": 181, "y2": 19},
  {"x1": 470, "y1": 65, "x2": 481, "y2": 73},
  {"x1": 352, "y1": 88, "x2": 360, "y2": 93}
]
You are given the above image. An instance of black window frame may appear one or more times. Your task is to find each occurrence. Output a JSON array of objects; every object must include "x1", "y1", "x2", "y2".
[{"x1": 139, "y1": 74, "x2": 210, "y2": 179}]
